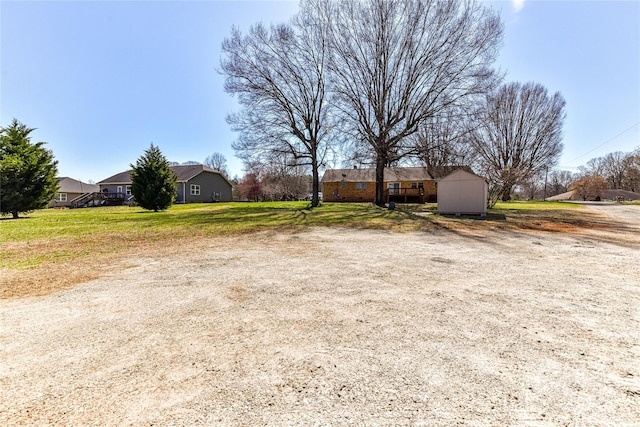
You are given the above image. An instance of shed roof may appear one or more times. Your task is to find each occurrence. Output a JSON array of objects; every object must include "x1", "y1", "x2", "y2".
[
  {"x1": 57, "y1": 177, "x2": 100, "y2": 193},
  {"x1": 438, "y1": 168, "x2": 487, "y2": 182},
  {"x1": 99, "y1": 165, "x2": 231, "y2": 186},
  {"x1": 321, "y1": 167, "x2": 432, "y2": 183},
  {"x1": 427, "y1": 165, "x2": 474, "y2": 179}
]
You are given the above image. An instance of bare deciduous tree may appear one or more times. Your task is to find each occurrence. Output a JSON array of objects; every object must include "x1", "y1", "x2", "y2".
[
  {"x1": 470, "y1": 81, "x2": 566, "y2": 202},
  {"x1": 220, "y1": 1, "x2": 333, "y2": 207},
  {"x1": 260, "y1": 155, "x2": 311, "y2": 201},
  {"x1": 579, "y1": 157, "x2": 605, "y2": 177},
  {"x1": 236, "y1": 173, "x2": 263, "y2": 202},
  {"x1": 326, "y1": 0, "x2": 502, "y2": 206},
  {"x1": 548, "y1": 169, "x2": 575, "y2": 197},
  {"x1": 597, "y1": 151, "x2": 626, "y2": 189},
  {"x1": 204, "y1": 152, "x2": 229, "y2": 177},
  {"x1": 412, "y1": 107, "x2": 477, "y2": 172},
  {"x1": 622, "y1": 149, "x2": 640, "y2": 192},
  {"x1": 580, "y1": 150, "x2": 640, "y2": 192}
]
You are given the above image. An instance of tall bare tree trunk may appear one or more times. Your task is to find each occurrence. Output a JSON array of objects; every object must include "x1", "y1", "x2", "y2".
[
  {"x1": 311, "y1": 152, "x2": 320, "y2": 207},
  {"x1": 375, "y1": 157, "x2": 386, "y2": 207},
  {"x1": 500, "y1": 185, "x2": 512, "y2": 202}
]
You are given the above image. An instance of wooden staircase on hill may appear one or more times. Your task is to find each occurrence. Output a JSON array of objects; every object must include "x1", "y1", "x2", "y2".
[{"x1": 69, "y1": 192, "x2": 126, "y2": 208}]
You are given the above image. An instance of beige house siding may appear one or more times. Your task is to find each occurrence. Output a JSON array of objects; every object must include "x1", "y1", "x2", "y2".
[{"x1": 437, "y1": 169, "x2": 488, "y2": 215}]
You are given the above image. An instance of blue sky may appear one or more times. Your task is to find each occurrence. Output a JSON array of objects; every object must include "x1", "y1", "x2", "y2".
[{"x1": 1, "y1": 0, "x2": 638, "y2": 183}]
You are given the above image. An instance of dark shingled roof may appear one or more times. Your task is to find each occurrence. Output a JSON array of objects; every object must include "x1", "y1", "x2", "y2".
[
  {"x1": 170, "y1": 165, "x2": 225, "y2": 181},
  {"x1": 57, "y1": 177, "x2": 100, "y2": 193},
  {"x1": 98, "y1": 170, "x2": 132, "y2": 185},
  {"x1": 321, "y1": 167, "x2": 432, "y2": 183},
  {"x1": 99, "y1": 165, "x2": 230, "y2": 185}
]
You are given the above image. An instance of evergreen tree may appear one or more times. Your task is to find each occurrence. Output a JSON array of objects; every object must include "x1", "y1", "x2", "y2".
[
  {"x1": 130, "y1": 144, "x2": 177, "y2": 211},
  {"x1": 0, "y1": 119, "x2": 58, "y2": 219}
]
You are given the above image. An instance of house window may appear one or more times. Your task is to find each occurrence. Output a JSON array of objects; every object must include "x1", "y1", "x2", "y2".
[
  {"x1": 411, "y1": 182, "x2": 424, "y2": 189},
  {"x1": 355, "y1": 183, "x2": 367, "y2": 189},
  {"x1": 388, "y1": 182, "x2": 400, "y2": 195},
  {"x1": 190, "y1": 184, "x2": 201, "y2": 196},
  {"x1": 56, "y1": 193, "x2": 67, "y2": 202},
  {"x1": 341, "y1": 182, "x2": 347, "y2": 189},
  {"x1": 126, "y1": 186, "x2": 131, "y2": 196},
  {"x1": 117, "y1": 186, "x2": 123, "y2": 194}
]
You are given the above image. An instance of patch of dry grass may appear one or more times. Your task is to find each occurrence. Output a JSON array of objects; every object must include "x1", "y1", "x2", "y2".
[{"x1": 1, "y1": 201, "x2": 632, "y2": 299}]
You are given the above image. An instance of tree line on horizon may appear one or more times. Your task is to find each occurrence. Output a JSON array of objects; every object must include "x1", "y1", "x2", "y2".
[
  {"x1": 511, "y1": 148, "x2": 640, "y2": 202},
  {"x1": 1, "y1": 116, "x2": 638, "y2": 217}
]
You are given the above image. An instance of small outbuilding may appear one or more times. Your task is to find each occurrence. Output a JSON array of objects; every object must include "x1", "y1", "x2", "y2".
[{"x1": 437, "y1": 169, "x2": 488, "y2": 216}]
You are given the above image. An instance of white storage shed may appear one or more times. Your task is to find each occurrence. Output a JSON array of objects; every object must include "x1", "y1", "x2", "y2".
[{"x1": 437, "y1": 169, "x2": 488, "y2": 216}]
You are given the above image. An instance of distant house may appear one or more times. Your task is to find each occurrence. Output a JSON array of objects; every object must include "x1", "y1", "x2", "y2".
[
  {"x1": 437, "y1": 169, "x2": 488, "y2": 216},
  {"x1": 99, "y1": 164, "x2": 233, "y2": 204},
  {"x1": 546, "y1": 189, "x2": 640, "y2": 202},
  {"x1": 51, "y1": 177, "x2": 100, "y2": 208},
  {"x1": 321, "y1": 167, "x2": 435, "y2": 203}
]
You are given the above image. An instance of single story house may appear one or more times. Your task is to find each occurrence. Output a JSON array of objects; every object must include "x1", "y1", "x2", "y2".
[
  {"x1": 437, "y1": 169, "x2": 488, "y2": 215},
  {"x1": 99, "y1": 164, "x2": 233, "y2": 204},
  {"x1": 51, "y1": 177, "x2": 100, "y2": 208},
  {"x1": 321, "y1": 167, "x2": 435, "y2": 203}
]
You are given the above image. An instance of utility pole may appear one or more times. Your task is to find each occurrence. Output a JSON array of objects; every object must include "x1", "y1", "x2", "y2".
[{"x1": 543, "y1": 165, "x2": 548, "y2": 201}]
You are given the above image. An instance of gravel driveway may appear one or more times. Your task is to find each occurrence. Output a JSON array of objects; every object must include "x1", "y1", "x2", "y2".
[
  {"x1": 1, "y1": 204, "x2": 639, "y2": 425},
  {"x1": 579, "y1": 201, "x2": 640, "y2": 229}
]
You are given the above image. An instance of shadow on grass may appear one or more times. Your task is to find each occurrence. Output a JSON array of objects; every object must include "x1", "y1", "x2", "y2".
[{"x1": 436, "y1": 213, "x2": 507, "y2": 221}]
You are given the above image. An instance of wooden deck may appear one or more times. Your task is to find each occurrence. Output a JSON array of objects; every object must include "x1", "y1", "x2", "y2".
[
  {"x1": 384, "y1": 188, "x2": 432, "y2": 204},
  {"x1": 70, "y1": 192, "x2": 126, "y2": 208}
]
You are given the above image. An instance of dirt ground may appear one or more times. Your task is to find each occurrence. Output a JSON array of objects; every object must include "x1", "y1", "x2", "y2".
[{"x1": 1, "y1": 203, "x2": 639, "y2": 426}]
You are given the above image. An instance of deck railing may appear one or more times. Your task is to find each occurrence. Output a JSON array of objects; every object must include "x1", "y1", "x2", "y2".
[
  {"x1": 383, "y1": 188, "x2": 426, "y2": 202},
  {"x1": 69, "y1": 192, "x2": 126, "y2": 208}
]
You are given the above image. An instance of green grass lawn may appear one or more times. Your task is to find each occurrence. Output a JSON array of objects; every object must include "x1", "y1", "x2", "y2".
[
  {"x1": 0, "y1": 202, "x2": 439, "y2": 271},
  {"x1": 0, "y1": 202, "x2": 434, "y2": 244},
  {"x1": 493, "y1": 200, "x2": 583, "y2": 211},
  {"x1": 0, "y1": 200, "x2": 590, "y2": 245}
]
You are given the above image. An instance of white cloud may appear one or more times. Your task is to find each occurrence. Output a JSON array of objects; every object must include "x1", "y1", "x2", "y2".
[{"x1": 512, "y1": 0, "x2": 525, "y2": 13}]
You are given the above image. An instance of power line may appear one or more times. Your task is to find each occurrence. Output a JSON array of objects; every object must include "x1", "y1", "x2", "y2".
[{"x1": 569, "y1": 121, "x2": 640, "y2": 162}]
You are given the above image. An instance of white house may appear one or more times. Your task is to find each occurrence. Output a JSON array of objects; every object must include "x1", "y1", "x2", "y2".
[{"x1": 437, "y1": 169, "x2": 488, "y2": 216}]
